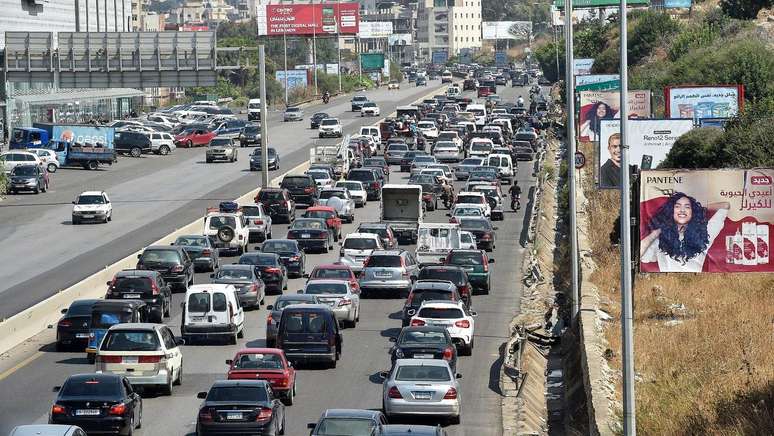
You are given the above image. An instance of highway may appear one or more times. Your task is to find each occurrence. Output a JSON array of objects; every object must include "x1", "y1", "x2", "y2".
[
  {"x1": 0, "y1": 83, "x2": 535, "y2": 435},
  {"x1": 0, "y1": 81, "x2": 451, "y2": 319}
]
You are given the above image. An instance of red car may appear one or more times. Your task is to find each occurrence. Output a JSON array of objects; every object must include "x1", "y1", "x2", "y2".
[
  {"x1": 302, "y1": 206, "x2": 343, "y2": 241},
  {"x1": 308, "y1": 263, "x2": 360, "y2": 293},
  {"x1": 226, "y1": 348, "x2": 297, "y2": 405},
  {"x1": 174, "y1": 128, "x2": 216, "y2": 148},
  {"x1": 477, "y1": 86, "x2": 492, "y2": 98}
]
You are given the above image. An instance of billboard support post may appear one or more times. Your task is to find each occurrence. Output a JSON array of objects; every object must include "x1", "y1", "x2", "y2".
[
  {"x1": 283, "y1": 32, "x2": 288, "y2": 106},
  {"x1": 337, "y1": 0, "x2": 343, "y2": 93},
  {"x1": 563, "y1": 0, "x2": 580, "y2": 324},
  {"x1": 619, "y1": 0, "x2": 636, "y2": 433},
  {"x1": 312, "y1": 0, "x2": 318, "y2": 95},
  {"x1": 259, "y1": 45, "x2": 269, "y2": 187}
]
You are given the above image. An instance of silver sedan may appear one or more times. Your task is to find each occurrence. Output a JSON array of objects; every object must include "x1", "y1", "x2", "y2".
[
  {"x1": 381, "y1": 359, "x2": 461, "y2": 424},
  {"x1": 300, "y1": 279, "x2": 360, "y2": 328}
]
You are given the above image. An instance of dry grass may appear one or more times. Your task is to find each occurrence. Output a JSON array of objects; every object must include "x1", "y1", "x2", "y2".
[{"x1": 579, "y1": 142, "x2": 774, "y2": 435}]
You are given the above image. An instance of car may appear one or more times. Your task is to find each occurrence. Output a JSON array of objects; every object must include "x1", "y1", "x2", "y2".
[
  {"x1": 172, "y1": 234, "x2": 220, "y2": 272},
  {"x1": 399, "y1": 151, "x2": 429, "y2": 172},
  {"x1": 303, "y1": 205, "x2": 344, "y2": 240},
  {"x1": 136, "y1": 245, "x2": 195, "y2": 292},
  {"x1": 175, "y1": 127, "x2": 216, "y2": 148},
  {"x1": 385, "y1": 142, "x2": 410, "y2": 165},
  {"x1": 85, "y1": 300, "x2": 149, "y2": 363},
  {"x1": 416, "y1": 76, "x2": 428, "y2": 86},
  {"x1": 286, "y1": 218, "x2": 333, "y2": 253},
  {"x1": 195, "y1": 380, "x2": 286, "y2": 436},
  {"x1": 363, "y1": 156, "x2": 390, "y2": 177},
  {"x1": 339, "y1": 233, "x2": 384, "y2": 273},
  {"x1": 211, "y1": 264, "x2": 266, "y2": 309},
  {"x1": 250, "y1": 147, "x2": 280, "y2": 171},
  {"x1": 468, "y1": 138, "x2": 494, "y2": 157},
  {"x1": 463, "y1": 78, "x2": 478, "y2": 91},
  {"x1": 56, "y1": 299, "x2": 100, "y2": 352},
  {"x1": 95, "y1": 323, "x2": 184, "y2": 394},
  {"x1": 300, "y1": 279, "x2": 361, "y2": 328},
  {"x1": 389, "y1": 326, "x2": 458, "y2": 374},
  {"x1": 432, "y1": 142, "x2": 462, "y2": 163},
  {"x1": 444, "y1": 249, "x2": 494, "y2": 294},
  {"x1": 409, "y1": 155, "x2": 438, "y2": 176},
  {"x1": 486, "y1": 153, "x2": 515, "y2": 184},
  {"x1": 388, "y1": 80, "x2": 401, "y2": 90},
  {"x1": 310, "y1": 112, "x2": 330, "y2": 129},
  {"x1": 280, "y1": 174, "x2": 318, "y2": 206},
  {"x1": 226, "y1": 348, "x2": 298, "y2": 405},
  {"x1": 8, "y1": 425, "x2": 87, "y2": 436},
  {"x1": 7, "y1": 164, "x2": 47, "y2": 194},
  {"x1": 454, "y1": 157, "x2": 484, "y2": 181},
  {"x1": 241, "y1": 203, "x2": 273, "y2": 243},
  {"x1": 361, "y1": 101, "x2": 381, "y2": 117},
  {"x1": 436, "y1": 131, "x2": 463, "y2": 150},
  {"x1": 382, "y1": 424, "x2": 448, "y2": 435},
  {"x1": 238, "y1": 124, "x2": 261, "y2": 146},
  {"x1": 417, "y1": 266, "x2": 473, "y2": 307},
  {"x1": 440, "y1": 70, "x2": 453, "y2": 83},
  {"x1": 239, "y1": 252, "x2": 288, "y2": 293},
  {"x1": 358, "y1": 250, "x2": 419, "y2": 298},
  {"x1": 146, "y1": 131, "x2": 176, "y2": 155},
  {"x1": 346, "y1": 168, "x2": 382, "y2": 200},
  {"x1": 255, "y1": 187, "x2": 295, "y2": 224},
  {"x1": 335, "y1": 180, "x2": 367, "y2": 207},
  {"x1": 308, "y1": 409, "x2": 388, "y2": 436},
  {"x1": 307, "y1": 264, "x2": 361, "y2": 293},
  {"x1": 318, "y1": 118, "x2": 343, "y2": 138},
  {"x1": 380, "y1": 359, "x2": 461, "y2": 423},
  {"x1": 276, "y1": 304, "x2": 342, "y2": 367},
  {"x1": 417, "y1": 121, "x2": 439, "y2": 139},
  {"x1": 28, "y1": 147, "x2": 60, "y2": 173},
  {"x1": 359, "y1": 126, "x2": 382, "y2": 149},
  {"x1": 468, "y1": 167, "x2": 500, "y2": 184},
  {"x1": 181, "y1": 284, "x2": 245, "y2": 344},
  {"x1": 445, "y1": 86, "x2": 461, "y2": 98},
  {"x1": 283, "y1": 106, "x2": 304, "y2": 121},
  {"x1": 357, "y1": 222, "x2": 398, "y2": 250},
  {"x1": 265, "y1": 294, "x2": 319, "y2": 347},
  {"x1": 306, "y1": 168, "x2": 335, "y2": 189},
  {"x1": 410, "y1": 300, "x2": 476, "y2": 356},
  {"x1": 454, "y1": 192, "x2": 491, "y2": 218},
  {"x1": 202, "y1": 208, "x2": 250, "y2": 255},
  {"x1": 365, "y1": 164, "x2": 389, "y2": 186},
  {"x1": 458, "y1": 217, "x2": 497, "y2": 252},
  {"x1": 71, "y1": 191, "x2": 112, "y2": 224},
  {"x1": 351, "y1": 95, "x2": 369, "y2": 111},
  {"x1": 205, "y1": 136, "x2": 238, "y2": 163},
  {"x1": 113, "y1": 131, "x2": 153, "y2": 156},
  {"x1": 49, "y1": 373, "x2": 142, "y2": 434},
  {"x1": 261, "y1": 239, "x2": 306, "y2": 278},
  {"x1": 448, "y1": 205, "x2": 485, "y2": 223},
  {"x1": 402, "y1": 280, "x2": 461, "y2": 327},
  {"x1": 105, "y1": 269, "x2": 172, "y2": 323},
  {"x1": 469, "y1": 183, "x2": 505, "y2": 221}
]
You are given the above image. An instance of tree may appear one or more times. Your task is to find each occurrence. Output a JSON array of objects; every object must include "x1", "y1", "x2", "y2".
[
  {"x1": 720, "y1": 0, "x2": 774, "y2": 19},
  {"x1": 659, "y1": 128, "x2": 725, "y2": 169},
  {"x1": 533, "y1": 39, "x2": 564, "y2": 83}
]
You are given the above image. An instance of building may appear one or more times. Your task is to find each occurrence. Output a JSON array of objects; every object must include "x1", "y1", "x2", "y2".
[
  {"x1": 142, "y1": 11, "x2": 165, "y2": 31},
  {"x1": 131, "y1": 0, "x2": 146, "y2": 30},
  {"x1": 359, "y1": 2, "x2": 419, "y2": 65},
  {"x1": 416, "y1": 0, "x2": 482, "y2": 62}
]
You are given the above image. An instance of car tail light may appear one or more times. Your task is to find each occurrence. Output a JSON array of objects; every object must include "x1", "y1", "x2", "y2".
[
  {"x1": 282, "y1": 201, "x2": 289, "y2": 208},
  {"x1": 444, "y1": 387, "x2": 458, "y2": 399},
  {"x1": 443, "y1": 347, "x2": 454, "y2": 360},
  {"x1": 459, "y1": 285, "x2": 470, "y2": 297},
  {"x1": 198, "y1": 407, "x2": 214, "y2": 422},
  {"x1": 99, "y1": 355, "x2": 122, "y2": 363},
  {"x1": 371, "y1": 182, "x2": 380, "y2": 189},
  {"x1": 388, "y1": 386, "x2": 403, "y2": 399},
  {"x1": 108, "y1": 403, "x2": 126, "y2": 415},
  {"x1": 266, "y1": 313, "x2": 273, "y2": 324},
  {"x1": 328, "y1": 335, "x2": 336, "y2": 347},
  {"x1": 338, "y1": 298, "x2": 352, "y2": 307},
  {"x1": 410, "y1": 319, "x2": 426, "y2": 326},
  {"x1": 171, "y1": 265, "x2": 184, "y2": 273},
  {"x1": 455, "y1": 320, "x2": 470, "y2": 328},
  {"x1": 51, "y1": 404, "x2": 66, "y2": 415},
  {"x1": 202, "y1": 249, "x2": 212, "y2": 257},
  {"x1": 248, "y1": 284, "x2": 258, "y2": 293},
  {"x1": 151, "y1": 280, "x2": 161, "y2": 295},
  {"x1": 138, "y1": 355, "x2": 162, "y2": 363},
  {"x1": 254, "y1": 219, "x2": 263, "y2": 225},
  {"x1": 265, "y1": 267, "x2": 281, "y2": 274},
  {"x1": 287, "y1": 233, "x2": 296, "y2": 239},
  {"x1": 274, "y1": 378, "x2": 289, "y2": 387},
  {"x1": 320, "y1": 231, "x2": 329, "y2": 239},
  {"x1": 255, "y1": 407, "x2": 273, "y2": 423},
  {"x1": 483, "y1": 261, "x2": 489, "y2": 272},
  {"x1": 304, "y1": 187, "x2": 314, "y2": 193},
  {"x1": 58, "y1": 320, "x2": 72, "y2": 328}
]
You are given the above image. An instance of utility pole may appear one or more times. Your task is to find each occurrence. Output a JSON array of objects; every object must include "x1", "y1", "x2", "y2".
[
  {"x1": 564, "y1": 0, "x2": 579, "y2": 322},
  {"x1": 337, "y1": 0, "x2": 342, "y2": 93},
  {"x1": 259, "y1": 45, "x2": 269, "y2": 187},
  {"x1": 312, "y1": 0, "x2": 318, "y2": 95},
  {"x1": 283, "y1": 31, "x2": 288, "y2": 106},
  {"x1": 619, "y1": 0, "x2": 636, "y2": 433}
]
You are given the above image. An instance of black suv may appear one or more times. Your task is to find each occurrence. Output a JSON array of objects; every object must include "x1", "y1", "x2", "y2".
[
  {"x1": 114, "y1": 131, "x2": 152, "y2": 157},
  {"x1": 136, "y1": 245, "x2": 194, "y2": 292},
  {"x1": 463, "y1": 78, "x2": 477, "y2": 91},
  {"x1": 280, "y1": 174, "x2": 318, "y2": 206},
  {"x1": 346, "y1": 168, "x2": 382, "y2": 200},
  {"x1": 255, "y1": 187, "x2": 296, "y2": 223},
  {"x1": 105, "y1": 269, "x2": 172, "y2": 322}
]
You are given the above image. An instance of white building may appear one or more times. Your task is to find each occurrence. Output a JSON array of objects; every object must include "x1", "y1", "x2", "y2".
[{"x1": 416, "y1": 0, "x2": 482, "y2": 62}]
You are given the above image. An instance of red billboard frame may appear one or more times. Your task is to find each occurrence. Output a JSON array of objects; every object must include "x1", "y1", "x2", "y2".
[{"x1": 265, "y1": 3, "x2": 360, "y2": 36}]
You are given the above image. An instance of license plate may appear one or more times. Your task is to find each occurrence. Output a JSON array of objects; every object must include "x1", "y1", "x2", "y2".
[
  {"x1": 415, "y1": 354, "x2": 434, "y2": 359},
  {"x1": 226, "y1": 412, "x2": 243, "y2": 420},
  {"x1": 464, "y1": 267, "x2": 475, "y2": 272},
  {"x1": 301, "y1": 233, "x2": 311, "y2": 238},
  {"x1": 191, "y1": 316, "x2": 206, "y2": 322},
  {"x1": 76, "y1": 333, "x2": 90, "y2": 338},
  {"x1": 82, "y1": 215, "x2": 94, "y2": 219},
  {"x1": 76, "y1": 409, "x2": 100, "y2": 416},
  {"x1": 430, "y1": 322, "x2": 450, "y2": 327},
  {"x1": 375, "y1": 271, "x2": 392, "y2": 278},
  {"x1": 123, "y1": 294, "x2": 140, "y2": 299},
  {"x1": 123, "y1": 356, "x2": 138, "y2": 364},
  {"x1": 413, "y1": 391, "x2": 433, "y2": 400}
]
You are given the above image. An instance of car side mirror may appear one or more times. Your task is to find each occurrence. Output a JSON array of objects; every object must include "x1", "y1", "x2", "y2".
[
  {"x1": 388, "y1": 337, "x2": 397, "y2": 342},
  {"x1": 71, "y1": 201, "x2": 76, "y2": 204},
  {"x1": 61, "y1": 308, "x2": 68, "y2": 314},
  {"x1": 378, "y1": 371, "x2": 389, "y2": 379},
  {"x1": 307, "y1": 423, "x2": 317, "y2": 430},
  {"x1": 470, "y1": 311, "x2": 478, "y2": 316},
  {"x1": 197, "y1": 391, "x2": 208, "y2": 399},
  {"x1": 136, "y1": 254, "x2": 142, "y2": 259},
  {"x1": 225, "y1": 359, "x2": 233, "y2": 365},
  {"x1": 456, "y1": 373, "x2": 463, "y2": 379},
  {"x1": 53, "y1": 386, "x2": 61, "y2": 392},
  {"x1": 297, "y1": 290, "x2": 304, "y2": 294},
  {"x1": 266, "y1": 304, "x2": 274, "y2": 310},
  {"x1": 180, "y1": 302, "x2": 185, "y2": 308},
  {"x1": 175, "y1": 337, "x2": 186, "y2": 346},
  {"x1": 209, "y1": 273, "x2": 215, "y2": 278},
  {"x1": 489, "y1": 258, "x2": 495, "y2": 263}
]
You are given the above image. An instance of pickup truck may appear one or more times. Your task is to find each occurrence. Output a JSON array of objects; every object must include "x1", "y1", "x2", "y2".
[
  {"x1": 310, "y1": 137, "x2": 351, "y2": 178},
  {"x1": 380, "y1": 184, "x2": 423, "y2": 245},
  {"x1": 48, "y1": 140, "x2": 116, "y2": 170},
  {"x1": 11, "y1": 124, "x2": 117, "y2": 150},
  {"x1": 415, "y1": 223, "x2": 463, "y2": 267}
]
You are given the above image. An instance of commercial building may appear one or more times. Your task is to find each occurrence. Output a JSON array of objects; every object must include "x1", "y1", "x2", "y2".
[{"x1": 416, "y1": 0, "x2": 482, "y2": 62}]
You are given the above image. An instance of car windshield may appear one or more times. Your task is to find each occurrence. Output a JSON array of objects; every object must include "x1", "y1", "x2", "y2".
[
  {"x1": 244, "y1": 126, "x2": 259, "y2": 134},
  {"x1": 438, "y1": 133, "x2": 457, "y2": 140},
  {"x1": 306, "y1": 211, "x2": 335, "y2": 221},
  {"x1": 141, "y1": 249, "x2": 180, "y2": 264},
  {"x1": 401, "y1": 330, "x2": 448, "y2": 345},
  {"x1": 210, "y1": 138, "x2": 231, "y2": 147},
  {"x1": 101, "y1": 330, "x2": 161, "y2": 351},
  {"x1": 61, "y1": 378, "x2": 121, "y2": 397},
  {"x1": 448, "y1": 252, "x2": 484, "y2": 266},
  {"x1": 304, "y1": 282, "x2": 347, "y2": 295},
  {"x1": 208, "y1": 216, "x2": 236, "y2": 230},
  {"x1": 363, "y1": 102, "x2": 376, "y2": 108},
  {"x1": 206, "y1": 386, "x2": 268, "y2": 402},
  {"x1": 233, "y1": 353, "x2": 283, "y2": 369},
  {"x1": 344, "y1": 238, "x2": 378, "y2": 250},
  {"x1": 11, "y1": 166, "x2": 37, "y2": 176},
  {"x1": 395, "y1": 365, "x2": 451, "y2": 381},
  {"x1": 460, "y1": 218, "x2": 491, "y2": 230},
  {"x1": 363, "y1": 159, "x2": 385, "y2": 166},
  {"x1": 77, "y1": 195, "x2": 105, "y2": 205},
  {"x1": 175, "y1": 236, "x2": 207, "y2": 247},
  {"x1": 215, "y1": 268, "x2": 253, "y2": 280},
  {"x1": 321, "y1": 119, "x2": 339, "y2": 126},
  {"x1": 316, "y1": 418, "x2": 375, "y2": 435},
  {"x1": 262, "y1": 241, "x2": 297, "y2": 253},
  {"x1": 291, "y1": 220, "x2": 325, "y2": 230},
  {"x1": 286, "y1": 107, "x2": 300, "y2": 113},
  {"x1": 311, "y1": 268, "x2": 351, "y2": 280},
  {"x1": 367, "y1": 255, "x2": 401, "y2": 267}
]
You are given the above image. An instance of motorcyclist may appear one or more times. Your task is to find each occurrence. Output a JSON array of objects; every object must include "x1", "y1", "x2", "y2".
[
  {"x1": 517, "y1": 96, "x2": 525, "y2": 107},
  {"x1": 323, "y1": 91, "x2": 330, "y2": 103},
  {"x1": 439, "y1": 176, "x2": 455, "y2": 207},
  {"x1": 508, "y1": 181, "x2": 522, "y2": 210}
]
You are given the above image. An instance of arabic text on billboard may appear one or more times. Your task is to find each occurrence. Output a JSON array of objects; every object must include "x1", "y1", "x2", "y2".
[
  {"x1": 358, "y1": 21, "x2": 393, "y2": 38},
  {"x1": 665, "y1": 85, "x2": 743, "y2": 121},
  {"x1": 575, "y1": 74, "x2": 619, "y2": 87},
  {"x1": 640, "y1": 169, "x2": 774, "y2": 273},
  {"x1": 432, "y1": 50, "x2": 448, "y2": 65},
  {"x1": 259, "y1": 3, "x2": 360, "y2": 36},
  {"x1": 573, "y1": 58, "x2": 594, "y2": 76},
  {"x1": 597, "y1": 119, "x2": 694, "y2": 189},
  {"x1": 553, "y1": 0, "x2": 649, "y2": 8},
  {"x1": 275, "y1": 69, "x2": 308, "y2": 89},
  {"x1": 578, "y1": 90, "x2": 652, "y2": 142},
  {"x1": 481, "y1": 21, "x2": 532, "y2": 40},
  {"x1": 664, "y1": 0, "x2": 692, "y2": 7},
  {"x1": 360, "y1": 53, "x2": 385, "y2": 71}
]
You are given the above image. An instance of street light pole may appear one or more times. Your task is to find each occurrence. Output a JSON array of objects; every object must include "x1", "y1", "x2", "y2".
[
  {"x1": 312, "y1": 0, "x2": 318, "y2": 95},
  {"x1": 259, "y1": 45, "x2": 269, "y2": 187},
  {"x1": 283, "y1": 30, "x2": 288, "y2": 106},
  {"x1": 563, "y1": 0, "x2": 580, "y2": 322},
  {"x1": 337, "y1": 0, "x2": 342, "y2": 93}
]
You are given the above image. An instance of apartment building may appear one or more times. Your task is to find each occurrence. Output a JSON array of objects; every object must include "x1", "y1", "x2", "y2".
[{"x1": 416, "y1": 0, "x2": 482, "y2": 62}]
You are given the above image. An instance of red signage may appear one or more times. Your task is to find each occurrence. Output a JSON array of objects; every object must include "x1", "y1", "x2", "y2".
[{"x1": 265, "y1": 3, "x2": 360, "y2": 36}]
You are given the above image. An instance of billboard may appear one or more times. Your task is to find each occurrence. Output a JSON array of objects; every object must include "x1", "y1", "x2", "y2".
[
  {"x1": 665, "y1": 85, "x2": 744, "y2": 121},
  {"x1": 258, "y1": 3, "x2": 360, "y2": 36},
  {"x1": 578, "y1": 90, "x2": 652, "y2": 142},
  {"x1": 482, "y1": 21, "x2": 532, "y2": 40},
  {"x1": 554, "y1": 0, "x2": 649, "y2": 8},
  {"x1": 573, "y1": 58, "x2": 594, "y2": 75},
  {"x1": 275, "y1": 70, "x2": 309, "y2": 89},
  {"x1": 495, "y1": 52, "x2": 507, "y2": 67},
  {"x1": 388, "y1": 34, "x2": 413, "y2": 46},
  {"x1": 576, "y1": 74, "x2": 618, "y2": 87},
  {"x1": 597, "y1": 119, "x2": 695, "y2": 189},
  {"x1": 664, "y1": 0, "x2": 692, "y2": 7},
  {"x1": 640, "y1": 169, "x2": 774, "y2": 273},
  {"x1": 295, "y1": 64, "x2": 339, "y2": 75},
  {"x1": 459, "y1": 48, "x2": 474, "y2": 64},
  {"x1": 432, "y1": 50, "x2": 449, "y2": 65},
  {"x1": 360, "y1": 53, "x2": 385, "y2": 71},
  {"x1": 358, "y1": 21, "x2": 393, "y2": 38}
]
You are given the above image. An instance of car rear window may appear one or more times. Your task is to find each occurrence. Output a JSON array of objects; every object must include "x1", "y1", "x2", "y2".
[
  {"x1": 417, "y1": 307, "x2": 464, "y2": 319},
  {"x1": 112, "y1": 277, "x2": 152, "y2": 293},
  {"x1": 206, "y1": 386, "x2": 268, "y2": 402},
  {"x1": 282, "y1": 177, "x2": 312, "y2": 187},
  {"x1": 418, "y1": 269, "x2": 463, "y2": 284},
  {"x1": 347, "y1": 171, "x2": 375, "y2": 182},
  {"x1": 316, "y1": 419, "x2": 375, "y2": 435},
  {"x1": 457, "y1": 195, "x2": 484, "y2": 204},
  {"x1": 188, "y1": 292, "x2": 211, "y2": 312},
  {"x1": 460, "y1": 218, "x2": 491, "y2": 230},
  {"x1": 401, "y1": 330, "x2": 448, "y2": 345},
  {"x1": 212, "y1": 293, "x2": 227, "y2": 311},
  {"x1": 387, "y1": 144, "x2": 409, "y2": 152},
  {"x1": 241, "y1": 206, "x2": 261, "y2": 217},
  {"x1": 208, "y1": 216, "x2": 236, "y2": 230},
  {"x1": 448, "y1": 252, "x2": 484, "y2": 266},
  {"x1": 304, "y1": 282, "x2": 347, "y2": 295},
  {"x1": 395, "y1": 365, "x2": 451, "y2": 381},
  {"x1": 311, "y1": 268, "x2": 352, "y2": 280},
  {"x1": 258, "y1": 190, "x2": 284, "y2": 201},
  {"x1": 343, "y1": 238, "x2": 378, "y2": 250},
  {"x1": 66, "y1": 302, "x2": 95, "y2": 317},
  {"x1": 61, "y1": 378, "x2": 121, "y2": 397},
  {"x1": 412, "y1": 289, "x2": 454, "y2": 303},
  {"x1": 282, "y1": 311, "x2": 328, "y2": 334},
  {"x1": 233, "y1": 353, "x2": 283, "y2": 369},
  {"x1": 366, "y1": 255, "x2": 402, "y2": 267},
  {"x1": 215, "y1": 268, "x2": 253, "y2": 280},
  {"x1": 101, "y1": 330, "x2": 161, "y2": 351},
  {"x1": 359, "y1": 227, "x2": 387, "y2": 239},
  {"x1": 91, "y1": 311, "x2": 133, "y2": 328}
]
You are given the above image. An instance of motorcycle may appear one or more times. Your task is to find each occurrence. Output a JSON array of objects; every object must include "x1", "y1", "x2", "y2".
[
  {"x1": 510, "y1": 194, "x2": 521, "y2": 211},
  {"x1": 441, "y1": 186, "x2": 455, "y2": 209},
  {"x1": 322, "y1": 93, "x2": 330, "y2": 104}
]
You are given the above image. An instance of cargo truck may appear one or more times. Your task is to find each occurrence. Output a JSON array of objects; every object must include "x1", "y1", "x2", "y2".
[{"x1": 380, "y1": 184, "x2": 423, "y2": 244}]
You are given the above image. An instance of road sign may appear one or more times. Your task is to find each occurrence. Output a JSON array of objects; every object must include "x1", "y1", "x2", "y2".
[{"x1": 574, "y1": 151, "x2": 586, "y2": 169}]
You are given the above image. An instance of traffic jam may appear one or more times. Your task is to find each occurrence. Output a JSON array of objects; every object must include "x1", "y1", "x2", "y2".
[{"x1": 11, "y1": 66, "x2": 550, "y2": 436}]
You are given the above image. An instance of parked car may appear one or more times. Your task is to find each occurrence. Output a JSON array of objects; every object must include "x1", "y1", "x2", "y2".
[
  {"x1": 211, "y1": 264, "x2": 266, "y2": 309},
  {"x1": 283, "y1": 106, "x2": 304, "y2": 122},
  {"x1": 105, "y1": 269, "x2": 172, "y2": 323},
  {"x1": 148, "y1": 132, "x2": 176, "y2": 155},
  {"x1": 181, "y1": 284, "x2": 245, "y2": 344},
  {"x1": 71, "y1": 191, "x2": 112, "y2": 224},
  {"x1": 265, "y1": 294, "x2": 319, "y2": 347},
  {"x1": 55, "y1": 299, "x2": 99, "y2": 352},
  {"x1": 308, "y1": 409, "x2": 388, "y2": 436},
  {"x1": 195, "y1": 380, "x2": 286, "y2": 436},
  {"x1": 114, "y1": 131, "x2": 152, "y2": 156},
  {"x1": 238, "y1": 252, "x2": 288, "y2": 293},
  {"x1": 358, "y1": 250, "x2": 419, "y2": 298},
  {"x1": 380, "y1": 359, "x2": 461, "y2": 423},
  {"x1": 250, "y1": 147, "x2": 280, "y2": 171},
  {"x1": 29, "y1": 147, "x2": 60, "y2": 173},
  {"x1": 389, "y1": 326, "x2": 458, "y2": 373},
  {"x1": 136, "y1": 245, "x2": 194, "y2": 292},
  {"x1": 255, "y1": 187, "x2": 295, "y2": 223},
  {"x1": 1, "y1": 151, "x2": 41, "y2": 174},
  {"x1": 7, "y1": 164, "x2": 47, "y2": 194},
  {"x1": 172, "y1": 234, "x2": 220, "y2": 272},
  {"x1": 226, "y1": 348, "x2": 297, "y2": 405},
  {"x1": 261, "y1": 239, "x2": 306, "y2": 278},
  {"x1": 174, "y1": 128, "x2": 216, "y2": 148},
  {"x1": 276, "y1": 304, "x2": 342, "y2": 367}
]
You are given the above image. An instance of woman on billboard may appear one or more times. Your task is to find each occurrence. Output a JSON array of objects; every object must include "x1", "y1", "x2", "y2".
[
  {"x1": 640, "y1": 192, "x2": 730, "y2": 272},
  {"x1": 579, "y1": 101, "x2": 614, "y2": 142}
]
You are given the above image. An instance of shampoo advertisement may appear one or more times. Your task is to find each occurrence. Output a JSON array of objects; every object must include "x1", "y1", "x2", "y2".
[
  {"x1": 578, "y1": 90, "x2": 652, "y2": 142},
  {"x1": 665, "y1": 85, "x2": 744, "y2": 120},
  {"x1": 640, "y1": 169, "x2": 774, "y2": 273}
]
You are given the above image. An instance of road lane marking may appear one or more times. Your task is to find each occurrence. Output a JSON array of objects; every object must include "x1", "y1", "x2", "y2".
[{"x1": 0, "y1": 351, "x2": 43, "y2": 382}]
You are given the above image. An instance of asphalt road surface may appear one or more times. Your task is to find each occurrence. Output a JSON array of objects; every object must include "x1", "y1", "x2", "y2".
[
  {"x1": 0, "y1": 81, "x2": 451, "y2": 318},
  {"x1": 0, "y1": 83, "x2": 535, "y2": 436}
]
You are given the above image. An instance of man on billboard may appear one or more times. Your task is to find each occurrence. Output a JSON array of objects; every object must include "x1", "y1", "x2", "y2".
[{"x1": 599, "y1": 133, "x2": 621, "y2": 188}]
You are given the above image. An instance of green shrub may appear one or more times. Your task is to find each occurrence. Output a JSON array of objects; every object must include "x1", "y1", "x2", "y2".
[{"x1": 720, "y1": 0, "x2": 773, "y2": 19}]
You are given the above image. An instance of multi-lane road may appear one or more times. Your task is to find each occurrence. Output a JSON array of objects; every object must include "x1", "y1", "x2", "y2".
[{"x1": 0, "y1": 81, "x2": 535, "y2": 435}]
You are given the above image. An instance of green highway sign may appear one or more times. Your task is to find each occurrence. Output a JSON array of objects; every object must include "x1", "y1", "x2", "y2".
[{"x1": 576, "y1": 79, "x2": 620, "y2": 91}]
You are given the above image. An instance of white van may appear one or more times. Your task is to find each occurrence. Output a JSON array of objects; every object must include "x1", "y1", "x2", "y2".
[
  {"x1": 467, "y1": 104, "x2": 487, "y2": 126},
  {"x1": 181, "y1": 284, "x2": 245, "y2": 344},
  {"x1": 359, "y1": 126, "x2": 382, "y2": 149},
  {"x1": 248, "y1": 98, "x2": 261, "y2": 121},
  {"x1": 415, "y1": 223, "x2": 462, "y2": 266},
  {"x1": 487, "y1": 153, "x2": 515, "y2": 184}
]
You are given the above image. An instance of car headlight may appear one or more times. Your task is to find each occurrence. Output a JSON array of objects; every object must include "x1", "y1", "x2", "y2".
[{"x1": 394, "y1": 348, "x2": 404, "y2": 358}]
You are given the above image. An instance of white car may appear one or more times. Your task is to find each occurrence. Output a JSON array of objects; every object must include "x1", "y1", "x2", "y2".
[
  {"x1": 182, "y1": 284, "x2": 245, "y2": 344},
  {"x1": 149, "y1": 132, "x2": 177, "y2": 155},
  {"x1": 306, "y1": 169, "x2": 334, "y2": 189},
  {"x1": 459, "y1": 231, "x2": 477, "y2": 250},
  {"x1": 445, "y1": 86, "x2": 461, "y2": 98},
  {"x1": 1, "y1": 151, "x2": 43, "y2": 173},
  {"x1": 468, "y1": 139, "x2": 494, "y2": 158},
  {"x1": 318, "y1": 118, "x2": 343, "y2": 138},
  {"x1": 417, "y1": 121, "x2": 439, "y2": 139},
  {"x1": 449, "y1": 205, "x2": 486, "y2": 223},
  {"x1": 454, "y1": 191, "x2": 491, "y2": 217},
  {"x1": 387, "y1": 80, "x2": 401, "y2": 90},
  {"x1": 72, "y1": 191, "x2": 113, "y2": 224},
  {"x1": 359, "y1": 126, "x2": 382, "y2": 150},
  {"x1": 203, "y1": 209, "x2": 250, "y2": 254},
  {"x1": 486, "y1": 153, "x2": 515, "y2": 184},
  {"x1": 29, "y1": 148, "x2": 60, "y2": 173},
  {"x1": 432, "y1": 142, "x2": 462, "y2": 163},
  {"x1": 410, "y1": 300, "x2": 477, "y2": 355},
  {"x1": 335, "y1": 180, "x2": 367, "y2": 207},
  {"x1": 146, "y1": 113, "x2": 177, "y2": 129},
  {"x1": 360, "y1": 102, "x2": 381, "y2": 117},
  {"x1": 436, "y1": 131, "x2": 463, "y2": 150},
  {"x1": 95, "y1": 323, "x2": 184, "y2": 394},
  {"x1": 339, "y1": 233, "x2": 383, "y2": 273}
]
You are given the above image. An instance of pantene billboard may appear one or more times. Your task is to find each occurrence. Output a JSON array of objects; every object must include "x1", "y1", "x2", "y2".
[{"x1": 640, "y1": 169, "x2": 774, "y2": 273}]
